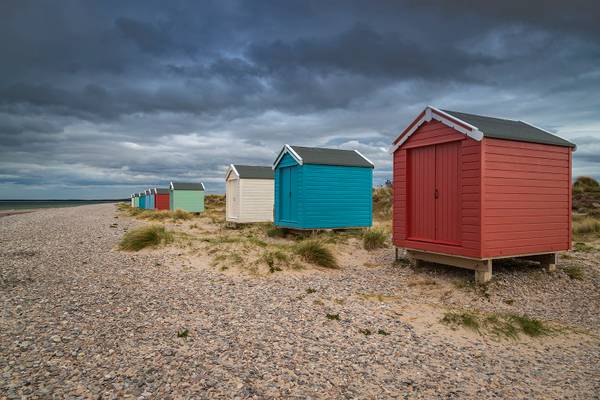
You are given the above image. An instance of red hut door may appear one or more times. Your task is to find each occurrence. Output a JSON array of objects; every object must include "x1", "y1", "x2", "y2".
[{"x1": 409, "y1": 141, "x2": 461, "y2": 244}]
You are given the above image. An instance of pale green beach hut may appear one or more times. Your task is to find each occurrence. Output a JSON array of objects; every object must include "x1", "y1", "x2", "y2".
[{"x1": 169, "y1": 182, "x2": 205, "y2": 212}]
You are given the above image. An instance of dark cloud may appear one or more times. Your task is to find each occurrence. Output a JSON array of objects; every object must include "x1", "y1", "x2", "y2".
[{"x1": 0, "y1": 0, "x2": 598, "y2": 198}]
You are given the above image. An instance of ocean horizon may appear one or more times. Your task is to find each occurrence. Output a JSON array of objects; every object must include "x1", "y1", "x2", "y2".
[{"x1": 0, "y1": 199, "x2": 126, "y2": 210}]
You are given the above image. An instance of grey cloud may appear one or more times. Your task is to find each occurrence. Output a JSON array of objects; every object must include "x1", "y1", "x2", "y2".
[{"x1": 0, "y1": 0, "x2": 598, "y2": 198}]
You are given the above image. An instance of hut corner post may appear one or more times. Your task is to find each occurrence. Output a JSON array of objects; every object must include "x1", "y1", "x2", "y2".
[{"x1": 474, "y1": 260, "x2": 492, "y2": 284}]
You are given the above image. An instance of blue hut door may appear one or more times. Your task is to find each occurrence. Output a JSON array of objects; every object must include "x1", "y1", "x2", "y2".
[{"x1": 280, "y1": 167, "x2": 296, "y2": 222}]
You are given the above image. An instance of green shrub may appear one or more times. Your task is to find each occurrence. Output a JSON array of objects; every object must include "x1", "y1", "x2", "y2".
[
  {"x1": 362, "y1": 228, "x2": 388, "y2": 250},
  {"x1": 261, "y1": 250, "x2": 289, "y2": 273},
  {"x1": 294, "y1": 240, "x2": 338, "y2": 269},
  {"x1": 119, "y1": 225, "x2": 173, "y2": 251},
  {"x1": 562, "y1": 265, "x2": 584, "y2": 280},
  {"x1": 573, "y1": 176, "x2": 600, "y2": 192}
]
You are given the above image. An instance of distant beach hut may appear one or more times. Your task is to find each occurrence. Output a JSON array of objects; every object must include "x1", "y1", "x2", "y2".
[
  {"x1": 273, "y1": 145, "x2": 374, "y2": 229},
  {"x1": 153, "y1": 188, "x2": 170, "y2": 210},
  {"x1": 169, "y1": 182, "x2": 205, "y2": 212},
  {"x1": 225, "y1": 164, "x2": 274, "y2": 223},
  {"x1": 133, "y1": 193, "x2": 140, "y2": 208},
  {"x1": 139, "y1": 192, "x2": 146, "y2": 209},
  {"x1": 130, "y1": 194, "x2": 135, "y2": 207},
  {"x1": 145, "y1": 189, "x2": 155, "y2": 210}
]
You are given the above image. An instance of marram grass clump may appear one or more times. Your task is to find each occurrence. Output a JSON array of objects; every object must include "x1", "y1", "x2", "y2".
[
  {"x1": 293, "y1": 240, "x2": 338, "y2": 269},
  {"x1": 119, "y1": 225, "x2": 174, "y2": 251},
  {"x1": 441, "y1": 310, "x2": 552, "y2": 339},
  {"x1": 363, "y1": 228, "x2": 388, "y2": 250}
]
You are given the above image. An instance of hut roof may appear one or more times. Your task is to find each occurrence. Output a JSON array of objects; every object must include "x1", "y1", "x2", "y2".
[
  {"x1": 274, "y1": 145, "x2": 374, "y2": 168},
  {"x1": 442, "y1": 110, "x2": 575, "y2": 148},
  {"x1": 170, "y1": 182, "x2": 205, "y2": 191},
  {"x1": 227, "y1": 164, "x2": 274, "y2": 180},
  {"x1": 153, "y1": 188, "x2": 170, "y2": 194}
]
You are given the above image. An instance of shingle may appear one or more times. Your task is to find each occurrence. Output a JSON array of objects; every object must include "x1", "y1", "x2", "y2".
[
  {"x1": 290, "y1": 146, "x2": 374, "y2": 167},
  {"x1": 170, "y1": 182, "x2": 205, "y2": 191},
  {"x1": 233, "y1": 165, "x2": 273, "y2": 179},
  {"x1": 443, "y1": 110, "x2": 575, "y2": 148}
]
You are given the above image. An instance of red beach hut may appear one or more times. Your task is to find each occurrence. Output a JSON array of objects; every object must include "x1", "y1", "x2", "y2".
[
  {"x1": 391, "y1": 106, "x2": 575, "y2": 283},
  {"x1": 153, "y1": 188, "x2": 170, "y2": 211}
]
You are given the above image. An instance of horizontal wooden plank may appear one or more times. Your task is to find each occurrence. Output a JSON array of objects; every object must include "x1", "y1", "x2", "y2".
[
  {"x1": 485, "y1": 222, "x2": 568, "y2": 233},
  {"x1": 485, "y1": 138, "x2": 570, "y2": 154},
  {"x1": 485, "y1": 162, "x2": 568, "y2": 174},
  {"x1": 485, "y1": 186, "x2": 569, "y2": 195},
  {"x1": 485, "y1": 177, "x2": 568, "y2": 188},
  {"x1": 485, "y1": 146, "x2": 568, "y2": 161},
  {"x1": 485, "y1": 235, "x2": 568, "y2": 249},
  {"x1": 485, "y1": 215, "x2": 568, "y2": 225},
  {"x1": 485, "y1": 200, "x2": 568, "y2": 210},
  {"x1": 484, "y1": 193, "x2": 569, "y2": 202},
  {"x1": 485, "y1": 169, "x2": 569, "y2": 181},
  {"x1": 485, "y1": 153, "x2": 569, "y2": 168},
  {"x1": 485, "y1": 229, "x2": 569, "y2": 241}
]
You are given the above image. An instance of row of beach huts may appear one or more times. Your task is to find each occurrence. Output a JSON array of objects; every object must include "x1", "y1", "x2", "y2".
[
  {"x1": 131, "y1": 143, "x2": 375, "y2": 229},
  {"x1": 129, "y1": 106, "x2": 577, "y2": 283}
]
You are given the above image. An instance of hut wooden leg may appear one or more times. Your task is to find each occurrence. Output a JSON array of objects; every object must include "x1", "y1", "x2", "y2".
[
  {"x1": 475, "y1": 260, "x2": 492, "y2": 284},
  {"x1": 540, "y1": 253, "x2": 558, "y2": 272},
  {"x1": 395, "y1": 247, "x2": 399, "y2": 261}
]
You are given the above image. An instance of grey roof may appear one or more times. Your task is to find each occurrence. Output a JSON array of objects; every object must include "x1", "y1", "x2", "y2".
[
  {"x1": 233, "y1": 165, "x2": 274, "y2": 179},
  {"x1": 290, "y1": 145, "x2": 374, "y2": 168},
  {"x1": 443, "y1": 110, "x2": 575, "y2": 148},
  {"x1": 138, "y1": 192, "x2": 145, "y2": 196},
  {"x1": 170, "y1": 182, "x2": 205, "y2": 191},
  {"x1": 133, "y1": 193, "x2": 139, "y2": 197},
  {"x1": 154, "y1": 188, "x2": 170, "y2": 194}
]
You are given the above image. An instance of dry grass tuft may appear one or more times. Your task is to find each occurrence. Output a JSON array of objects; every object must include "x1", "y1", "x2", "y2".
[
  {"x1": 119, "y1": 225, "x2": 173, "y2": 251},
  {"x1": 362, "y1": 227, "x2": 388, "y2": 250},
  {"x1": 293, "y1": 240, "x2": 338, "y2": 269},
  {"x1": 441, "y1": 310, "x2": 553, "y2": 339}
]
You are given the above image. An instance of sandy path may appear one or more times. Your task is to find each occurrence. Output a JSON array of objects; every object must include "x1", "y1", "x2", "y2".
[{"x1": 1, "y1": 204, "x2": 599, "y2": 398}]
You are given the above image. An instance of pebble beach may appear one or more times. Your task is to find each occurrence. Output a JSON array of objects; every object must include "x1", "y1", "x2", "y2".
[{"x1": 1, "y1": 204, "x2": 599, "y2": 399}]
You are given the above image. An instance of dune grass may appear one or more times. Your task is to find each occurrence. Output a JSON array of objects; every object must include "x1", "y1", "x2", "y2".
[
  {"x1": 363, "y1": 227, "x2": 388, "y2": 250},
  {"x1": 119, "y1": 225, "x2": 174, "y2": 251},
  {"x1": 573, "y1": 216, "x2": 600, "y2": 237},
  {"x1": 441, "y1": 310, "x2": 552, "y2": 339},
  {"x1": 293, "y1": 240, "x2": 338, "y2": 268}
]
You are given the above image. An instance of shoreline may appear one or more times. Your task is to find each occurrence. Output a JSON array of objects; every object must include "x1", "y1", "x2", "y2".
[{"x1": 0, "y1": 210, "x2": 35, "y2": 218}]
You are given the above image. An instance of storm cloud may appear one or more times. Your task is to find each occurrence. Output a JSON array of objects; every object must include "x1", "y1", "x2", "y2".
[{"x1": 0, "y1": 0, "x2": 599, "y2": 198}]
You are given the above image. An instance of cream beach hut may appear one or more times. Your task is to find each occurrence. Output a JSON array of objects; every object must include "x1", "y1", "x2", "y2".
[{"x1": 225, "y1": 164, "x2": 274, "y2": 223}]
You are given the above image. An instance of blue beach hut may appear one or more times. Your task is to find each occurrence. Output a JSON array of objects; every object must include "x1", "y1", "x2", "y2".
[
  {"x1": 139, "y1": 191, "x2": 146, "y2": 209},
  {"x1": 145, "y1": 189, "x2": 155, "y2": 210},
  {"x1": 273, "y1": 145, "x2": 374, "y2": 229}
]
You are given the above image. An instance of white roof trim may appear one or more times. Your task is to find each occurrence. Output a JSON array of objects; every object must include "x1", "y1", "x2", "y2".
[
  {"x1": 225, "y1": 164, "x2": 239, "y2": 180},
  {"x1": 169, "y1": 181, "x2": 174, "y2": 190},
  {"x1": 390, "y1": 105, "x2": 484, "y2": 153},
  {"x1": 273, "y1": 144, "x2": 303, "y2": 169},
  {"x1": 353, "y1": 149, "x2": 375, "y2": 167}
]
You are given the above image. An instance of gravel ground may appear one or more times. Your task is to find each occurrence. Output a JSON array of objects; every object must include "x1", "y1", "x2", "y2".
[{"x1": 1, "y1": 204, "x2": 599, "y2": 399}]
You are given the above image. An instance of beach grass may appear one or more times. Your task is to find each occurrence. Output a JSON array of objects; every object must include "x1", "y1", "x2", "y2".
[{"x1": 119, "y1": 225, "x2": 174, "y2": 251}]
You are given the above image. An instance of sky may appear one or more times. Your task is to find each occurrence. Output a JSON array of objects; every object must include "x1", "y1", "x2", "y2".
[{"x1": 0, "y1": 0, "x2": 599, "y2": 199}]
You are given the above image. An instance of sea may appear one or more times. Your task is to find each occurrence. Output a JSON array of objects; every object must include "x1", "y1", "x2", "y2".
[{"x1": 0, "y1": 200, "x2": 126, "y2": 211}]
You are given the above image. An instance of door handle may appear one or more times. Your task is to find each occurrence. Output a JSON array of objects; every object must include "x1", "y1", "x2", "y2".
[{"x1": 434, "y1": 189, "x2": 439, "y2": 199}]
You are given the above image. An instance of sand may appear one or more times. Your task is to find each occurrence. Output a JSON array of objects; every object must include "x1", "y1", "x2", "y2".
[{"x1": 1, "y1": 203, "x2": 599, "y2": 398}]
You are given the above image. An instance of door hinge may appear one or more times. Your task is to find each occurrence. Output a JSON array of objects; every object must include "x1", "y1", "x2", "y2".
[{"x1": 434, "y1": 189, "x2": 439, "y2": 199}]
